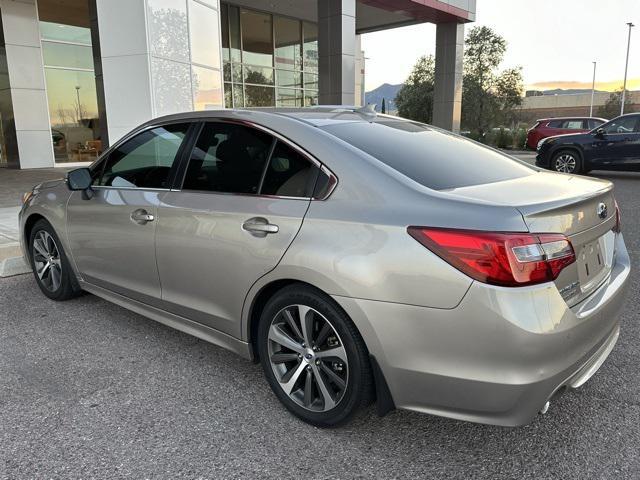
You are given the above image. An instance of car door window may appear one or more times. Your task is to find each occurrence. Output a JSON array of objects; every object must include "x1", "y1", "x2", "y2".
[
  {"x1": 98, "y1": 123, "x2": 190, "y2": 188},
  {"x1": 562, "y1": 120, "x2": 584, "y2": 130},
  {"x1": 602, "y1": 116, "x2": 639, "y2": 134},
  {"x1": 547, "y1": 120, "x2": 562, "y2": 128},
  {"x1": 260, "y1": 141, "x2": 319, "y2": 197},
  {"x1": 182, "y1": 122, "x2": 273, "y2": 194}
]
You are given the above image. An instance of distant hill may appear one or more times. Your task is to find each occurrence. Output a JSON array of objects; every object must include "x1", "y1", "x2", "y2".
[{"x1": 365, "y1": 83, "x2": 402, "y2": 112}]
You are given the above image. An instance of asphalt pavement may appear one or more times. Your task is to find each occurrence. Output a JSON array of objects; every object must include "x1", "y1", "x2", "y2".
[{"x1": 1, "y1": 168, "x2": 639, "y2": 479}]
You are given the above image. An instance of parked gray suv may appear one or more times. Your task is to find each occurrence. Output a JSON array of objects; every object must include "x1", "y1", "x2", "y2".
[{"x1": 20, "y1": 108, "x2": 630, "y2": 427}]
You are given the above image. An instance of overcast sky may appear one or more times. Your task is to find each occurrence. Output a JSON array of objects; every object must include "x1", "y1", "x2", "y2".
[{"x1": 361, "y1": 0, "x2": 639, "y2": 93}]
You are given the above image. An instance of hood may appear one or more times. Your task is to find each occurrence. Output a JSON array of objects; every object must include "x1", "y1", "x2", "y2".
[{"x1": 542, "y1": 132, "x2": 591, "y2": 144}]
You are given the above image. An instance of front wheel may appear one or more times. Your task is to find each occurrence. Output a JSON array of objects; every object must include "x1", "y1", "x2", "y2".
[
  {"x1": 28, "y1": 219, "x2": 81, "y2": 301},
  {"x1": 258, "y1": 285, "x2": 373, "y2": 427},
  {"x1": 552, "y1": 150, "x2": 582, "y2": 174}
]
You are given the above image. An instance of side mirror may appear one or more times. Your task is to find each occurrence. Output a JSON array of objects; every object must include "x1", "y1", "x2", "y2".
[
  {"x1": 595, "y1": 127, "x2": 606, "y2": 137},
  {"x1": 66, "y1": 168, "x2": 94, "y2": 199}
]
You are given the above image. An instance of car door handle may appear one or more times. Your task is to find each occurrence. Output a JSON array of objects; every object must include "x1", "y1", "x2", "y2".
[
  {"x1": 131, "y1": 208, "x2": 155, "y2": 224},
  {"x1": 242, "y1": 217, "x2": 279, "y2": 236}
]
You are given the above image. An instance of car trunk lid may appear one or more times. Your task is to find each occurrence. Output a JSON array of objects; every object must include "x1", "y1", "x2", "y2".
[{"x1": 446, "y1": 171, "x2": 617, "y2": 305}]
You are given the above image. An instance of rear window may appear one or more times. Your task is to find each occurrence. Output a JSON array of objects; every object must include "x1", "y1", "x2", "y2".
[{"x1": 321, "y1": 120, "x2": 535, "y2": 190}]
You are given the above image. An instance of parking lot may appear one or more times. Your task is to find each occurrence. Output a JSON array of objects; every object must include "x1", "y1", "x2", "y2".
[{"x1": 1, "y1": 167, "x2": 639, "y2": 479}]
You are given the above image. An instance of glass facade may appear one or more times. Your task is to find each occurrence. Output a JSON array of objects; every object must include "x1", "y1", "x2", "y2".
[
  {"x1": 221, "y1": 3, "x2": 318, "y2": 108},
  {"x1": 39, "y1": 19, "x2": 101, "y2": 163}
]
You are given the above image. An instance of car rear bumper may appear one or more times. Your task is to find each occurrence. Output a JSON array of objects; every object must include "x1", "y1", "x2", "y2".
[{"x1": 333, "y1": 233, "x2": 630, "y2": 426}]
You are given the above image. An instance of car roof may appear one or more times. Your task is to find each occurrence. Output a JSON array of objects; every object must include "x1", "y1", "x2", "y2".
[
  {"x1": 536, "y1": 117, "x2": 606, "y2": 122},
  {"x1": 145, "y1": 107, "x2": 407, "y2": 129}
]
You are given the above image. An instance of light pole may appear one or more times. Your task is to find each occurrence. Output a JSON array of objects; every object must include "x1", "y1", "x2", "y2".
[
  {"x1": 590, "y1": 61, "x2": 596, "y2": 117},
  {"x1": 621, "y1": 22, "x2": 634, "y2": 116}
]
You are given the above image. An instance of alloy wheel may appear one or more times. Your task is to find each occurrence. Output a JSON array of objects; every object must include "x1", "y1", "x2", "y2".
[
  {"x1": 267, "y1": 304, "x2": 349, "y2": 412},
  {"x1": 555, "y1": 153, "x2": 576, "y2": 173},
  {"x1": 32, "y1": 230, "x2": 62, "y2": 292}
]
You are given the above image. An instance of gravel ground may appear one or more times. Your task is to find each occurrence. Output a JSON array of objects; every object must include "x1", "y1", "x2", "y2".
[{"x1": 1, "y1": 170, "x2": 639, "y2": 479}]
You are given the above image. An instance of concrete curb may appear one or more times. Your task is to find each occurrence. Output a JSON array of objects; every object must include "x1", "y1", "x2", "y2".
[{"x1": 0, "y1": 256, "x2": 30, "y2": 277}]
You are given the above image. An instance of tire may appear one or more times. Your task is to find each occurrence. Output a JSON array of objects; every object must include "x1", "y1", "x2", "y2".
[
  {"x1": 551, "y1": 149, "x2": 582, "y2": 174},
  {"x1": 28, "y1": 219, "x2": 81, "y2": 301},
  {"x1": 257, "y1": 284, "x2": 373, "y2": 427}
]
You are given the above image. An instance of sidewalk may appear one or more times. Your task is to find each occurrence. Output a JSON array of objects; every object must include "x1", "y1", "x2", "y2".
[{"x1": 0, "y1": 167, "x2": 69, "y2": 276}]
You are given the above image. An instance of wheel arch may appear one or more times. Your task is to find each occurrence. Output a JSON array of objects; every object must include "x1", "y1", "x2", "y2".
[
  {"x1": 23, "y1": 213, "x2": 48, "y2": 263},
  {"x1": 549, "y1": 144, "x2": 584, "y2": 166}
]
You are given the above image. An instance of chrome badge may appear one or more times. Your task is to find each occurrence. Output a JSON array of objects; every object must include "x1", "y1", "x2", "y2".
[{"x1": 597, "y1": 202, "x2": 608, "y2": 219}]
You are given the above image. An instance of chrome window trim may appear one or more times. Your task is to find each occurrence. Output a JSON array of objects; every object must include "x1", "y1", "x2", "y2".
[{"x1": 91, "y1": 185, "x2": 171, "y2": 193}]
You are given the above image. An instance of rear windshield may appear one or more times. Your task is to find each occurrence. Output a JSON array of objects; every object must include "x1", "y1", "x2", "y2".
[{"x1": 321, "y1": 120, "x2": 535, "y2": 190}]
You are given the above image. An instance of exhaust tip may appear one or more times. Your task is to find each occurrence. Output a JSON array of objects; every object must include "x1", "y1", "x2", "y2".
[{"x1": 539, "y1": 401, "x2": 550, "y2": 415}]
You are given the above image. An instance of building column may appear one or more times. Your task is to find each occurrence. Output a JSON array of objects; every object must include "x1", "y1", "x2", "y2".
[
  {"x1": 318, "y1": 0, "x2": 356, "y2": 106},
  {"x1": 432, "y1": 22, "x2": 464, "y2": 133},
  {"x1": 0, "y1": 0, "x2": 55, "y2": 169},
  {"x1": 95, "y1": 0, "x2": 224, "y2": 144}
]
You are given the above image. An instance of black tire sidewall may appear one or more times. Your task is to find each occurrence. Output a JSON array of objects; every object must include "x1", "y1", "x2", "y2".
[
  {"x1": 257, "y1": 285, "x2": 371, "y2": 427},
  {"x1": 28, "y1": 219, "x2": 78, "y2": 301}
]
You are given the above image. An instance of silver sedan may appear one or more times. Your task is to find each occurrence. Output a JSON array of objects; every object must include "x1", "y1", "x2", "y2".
[{"x1": 19, "y1": 107, "x2": 630, "y2": 427}]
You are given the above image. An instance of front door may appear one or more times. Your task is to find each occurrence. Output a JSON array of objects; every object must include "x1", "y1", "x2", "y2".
[
  {"x1": 589, "y1": 115, "x2": 640, "y2": 169},
  {"x1": 66, "y1": 123, "x2": 191, "y2": 304},
  {"x1": 156, "y1": 122, "x2": 320, "y2": 337}
]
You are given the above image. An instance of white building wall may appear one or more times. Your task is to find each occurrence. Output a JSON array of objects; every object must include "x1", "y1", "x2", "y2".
[
  {"x1": 96, "y1": 0, "x2": 223, "y2": 144},
  {"x1": 0, "y1": 0, "x2": 55, "y2": 169}
]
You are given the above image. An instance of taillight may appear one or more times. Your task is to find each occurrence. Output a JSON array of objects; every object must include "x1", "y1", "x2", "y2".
[
  {"x1": 613, "y1": 200, "x2": 622, "y2": 233},
  {"x1": 407, "y1": 227, "x2": 576, "y2": 287}
]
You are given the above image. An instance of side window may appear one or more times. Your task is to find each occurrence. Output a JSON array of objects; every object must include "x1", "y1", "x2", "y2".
[
  {"x1": 182, "y1": 122, "x2": 273, "y2": 194},
  {"x1": 547, "y1": 120, "x2": 562, "y2": 128},
  {"x1": 261, "y1": 141, "x2": 319, "y2": 197},
  {"x1": 602, "y1": 116, "x2": 639, "y2": 134},
  {"x1": 562, "y1": 120, "x2": 584, "y2": 130},
  {"x1": 589, "y1": 119, "x2": 604, "y2": 129},
  {"x1": 98, "y1": 124, "x2": 189, "y2": 188}
]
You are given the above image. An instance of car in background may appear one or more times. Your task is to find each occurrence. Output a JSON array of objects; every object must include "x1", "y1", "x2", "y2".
[
  {"x1": 536, "y1": 113, "x2": 640, "y2": 174},
  {"x1": 526, "y1": 117, "x2": 606, "y2": 150}
]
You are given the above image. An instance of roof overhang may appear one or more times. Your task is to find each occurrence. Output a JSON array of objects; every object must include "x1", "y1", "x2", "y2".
[{"x1": 224, "y1": 0, "x2": 475, "y2": 33}]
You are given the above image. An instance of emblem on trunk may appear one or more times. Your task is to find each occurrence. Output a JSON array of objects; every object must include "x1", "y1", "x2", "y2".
[{"x1": 597, "y1": 202, "x2": 608, "y2": 219}]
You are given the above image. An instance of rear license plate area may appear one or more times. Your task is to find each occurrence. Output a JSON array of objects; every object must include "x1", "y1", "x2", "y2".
[{"x1": 577, "y1": 240, "x2": 605, "y2": 288}]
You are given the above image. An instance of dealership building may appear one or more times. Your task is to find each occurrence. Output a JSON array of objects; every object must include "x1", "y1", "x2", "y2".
[{"x1": 0, "y1": 0, "x2": 475, "y2": 169}]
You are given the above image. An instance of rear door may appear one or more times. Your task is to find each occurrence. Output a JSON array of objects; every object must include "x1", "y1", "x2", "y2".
[
  {"x1": 66, "y1": 123, "x2": 191, "y2": 303},
  {"x1": 155, "y1": 121, "x2": 320, "y2": 337}
]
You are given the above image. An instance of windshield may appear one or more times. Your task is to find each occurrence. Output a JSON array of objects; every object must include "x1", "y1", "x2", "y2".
[{"x1": 321, "y1": 119, "x2": 535, "y2": 191}]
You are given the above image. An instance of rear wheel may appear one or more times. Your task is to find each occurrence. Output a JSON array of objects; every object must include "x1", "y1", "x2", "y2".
[
  {"x1": 257, "y1": 285, "x2": 373, "y2": 427},
  {"x1": 28, "y1": 219, "x2": 81, "y2": 301},
  {"x1": 552, "y1": 150, "x2": 582, "y2": 174}
]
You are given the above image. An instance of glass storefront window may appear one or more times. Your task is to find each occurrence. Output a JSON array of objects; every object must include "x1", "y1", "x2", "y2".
[
  {"x1": 42, "y1": 42, "x2": 94, "y2": 70},
  {"x1": 303, "y1": 22, "x2": 318, "y2": 71},
  {"x1": 228, "y1": 5, "x2": 242, "y2": 63},
  {"x1": 192, "y1": 65, "x2": 223, "y2": 110},
  {"x1": 275, "y1": 16, "x2": 302, "y2": 71},
  {"x1": 44, "y1": 68, "x2": 100, "y2": 163},
  {"x1": 240, "y1": 10, "x2": 273, "y2": 68},
  {"x1": 39, "y1": 14, "x2": 101, "y2": 164},
  {"x1": 189, "y1": 0, "x2": 221, "y2": 69},
  {"x1": 244, "y1": 65, "x2": 274, "y2": 86},
  {"x1": 303, "y1": 72, "x2": 318, "y2": 90},
  {"x1": 277, "y1": 70, "x2": 302, "y2": 89},
  {"x1": 276, "y1": 88, "x2": 303, "y2": 107},
  {"x1": 220, "y1": 3, "x2": 319, "y2": 109},
  {"x1": 40, "y1": 21, "x2": 92, "y2": 44},
  {"x1": 245, "y1": 85, "x2": 274, "y2": 107}
]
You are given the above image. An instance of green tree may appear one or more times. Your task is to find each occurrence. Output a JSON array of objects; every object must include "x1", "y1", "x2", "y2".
[
  {"x1": 462, "y1": 26, "x2": 523, "y2": 138},
  {"x1": 394, "y1": 55, "x2": 435, "y2": 123},
  {"x1": 597, "y1": 89, "x2": 631, "y2": 119},
  {"x1": 381, "y1": 98, "x2": 386, "y2": 114}
]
